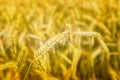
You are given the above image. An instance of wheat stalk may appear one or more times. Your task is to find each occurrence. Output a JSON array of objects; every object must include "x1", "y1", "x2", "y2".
[
  {"x1": 34, "y1": 30, "x2": 70, "y2": 71},
  {"x1": 24, "y1": 29, "x2": 70, "y2": 80}
]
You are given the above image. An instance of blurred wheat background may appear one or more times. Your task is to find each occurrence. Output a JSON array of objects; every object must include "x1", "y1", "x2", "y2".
[{"x1": 0, "y1": 0, "x2": 120, "y2": 80}]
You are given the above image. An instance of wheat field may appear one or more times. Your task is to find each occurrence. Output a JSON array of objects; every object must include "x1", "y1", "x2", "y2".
[{"x1": 0, "y1": 0, "x2": 120, "y2": 80}]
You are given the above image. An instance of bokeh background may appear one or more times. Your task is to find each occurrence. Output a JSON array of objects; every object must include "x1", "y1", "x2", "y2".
[{"x1": 0, "y1": 0, "x2": 120, "y2": 80}]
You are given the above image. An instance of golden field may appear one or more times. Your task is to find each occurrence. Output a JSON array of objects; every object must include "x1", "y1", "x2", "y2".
[{"x1": 0, "y1": 0, "x2": 120, "y2": 80}]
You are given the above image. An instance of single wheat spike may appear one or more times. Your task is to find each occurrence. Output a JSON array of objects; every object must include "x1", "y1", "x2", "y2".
[
  {"x1": 33, "y1": 29, "x2": 70, "y2": 71},
  {"x1": 24, "y1": 26, "x2": 71, "y2": 80},
  {"x1": 34, "y1": 29, "x2": 70, "y2": 60}
]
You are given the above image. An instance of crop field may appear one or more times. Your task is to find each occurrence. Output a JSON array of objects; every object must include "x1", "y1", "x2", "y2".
[{"x1": 0, "y1": 0, "x2": 120, "y2": 80}]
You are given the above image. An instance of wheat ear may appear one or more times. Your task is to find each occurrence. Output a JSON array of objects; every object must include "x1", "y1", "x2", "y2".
[
  {"x1": 24, "y1": 29, "x2": 70, "y2": 80},
  {"x1": 34, "y1": 29, "x2": 70, "y2": 60}
]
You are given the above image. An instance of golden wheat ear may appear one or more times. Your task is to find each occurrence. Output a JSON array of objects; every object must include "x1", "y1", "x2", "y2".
[
  {"x1": 34, "y1": 29, "x2": 70, "y2": 61},
  {"x1": 24, "y1": 26, "x2": 71, "y2": 80}
]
